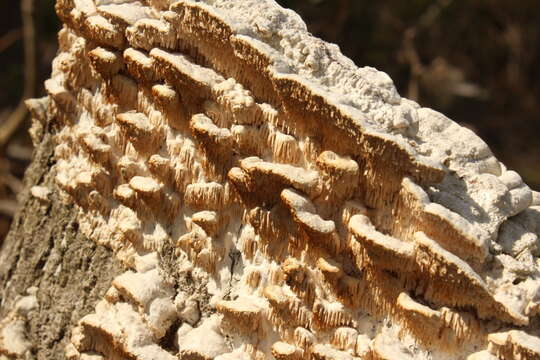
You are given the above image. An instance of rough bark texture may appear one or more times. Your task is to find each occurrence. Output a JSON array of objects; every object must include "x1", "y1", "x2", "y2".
[
  {"x1": 0, "y1": 131, "x2": 123, "y2": 359},
  {"x1": 2, "y1": 1, "x2": 540, "y2": 359}
]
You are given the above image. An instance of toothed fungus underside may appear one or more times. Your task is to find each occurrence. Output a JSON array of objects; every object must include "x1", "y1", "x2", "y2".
[{"x1": 5, "y1": 0, "x2": 540, "y2": 359}]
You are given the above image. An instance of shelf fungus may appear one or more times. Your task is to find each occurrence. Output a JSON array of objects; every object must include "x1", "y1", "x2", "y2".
[
  {"x1": 0, "y1": 288, "x2": 38, "y2": 359},
  {"x1": 15, "y1": 0, "x2": 540, "y2": 358},
  {"x1": 66, "y1": 268, "x2": 178, "y2": 360}
]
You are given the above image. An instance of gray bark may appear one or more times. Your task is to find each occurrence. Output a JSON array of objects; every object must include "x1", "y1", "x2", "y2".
[{"x1": 0, "y1": 129, "x2": 122, "y2": 359}]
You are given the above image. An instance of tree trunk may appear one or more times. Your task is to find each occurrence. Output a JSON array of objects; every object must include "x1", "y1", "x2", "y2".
[
  {"x1": 0, "y1": 129, "x2": 123, "y2": 359},
  {"x1": 1, "y1": 1, "x2": 540, "y2": 359}
]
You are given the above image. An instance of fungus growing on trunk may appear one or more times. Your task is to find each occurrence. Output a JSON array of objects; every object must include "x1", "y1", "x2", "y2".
[{"x1": 14, "y1": 0, "x2": 540, "y2": 358}]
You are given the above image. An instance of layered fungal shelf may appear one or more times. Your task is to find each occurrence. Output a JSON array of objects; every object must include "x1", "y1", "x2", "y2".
[{"x1": 3, "y1": 0, "x2": 540, "y2": 359}]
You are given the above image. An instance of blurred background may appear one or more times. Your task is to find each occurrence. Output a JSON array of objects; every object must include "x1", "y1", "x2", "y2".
[{"x1": 0, "y1": 0, "x2": 539, "y2": 242}]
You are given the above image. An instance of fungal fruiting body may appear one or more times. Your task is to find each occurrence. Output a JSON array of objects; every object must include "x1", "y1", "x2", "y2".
[{"x1": 6, "y1": 0, "x2": 540, "y2": 359}]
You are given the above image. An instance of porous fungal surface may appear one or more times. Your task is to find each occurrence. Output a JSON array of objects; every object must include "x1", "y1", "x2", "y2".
[{"x1": 11, "y1": 0, "x2": 540, "y2": 359}]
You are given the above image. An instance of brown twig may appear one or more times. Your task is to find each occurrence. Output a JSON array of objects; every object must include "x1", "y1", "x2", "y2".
[
  {"x1": 0, "y1": 0, "x2": 36, "y2": 152},
  {"x1": 0, "y1": 199, "x2": 19, "y2": 217},
  {"x1": 0, "y1": 174, "x2": 24, "y2": 195},
  {"x1": 402, "y1": 28, "x2": 423, "y2": 101}
]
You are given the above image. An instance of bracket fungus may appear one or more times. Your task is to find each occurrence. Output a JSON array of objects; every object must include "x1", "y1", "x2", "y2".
[
  {"x1": 0, "y1": 289, "x2": 38, "y2": 359},
  {"x1": 10, "y1": 0, "x2": 540, "y2": 359}
]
